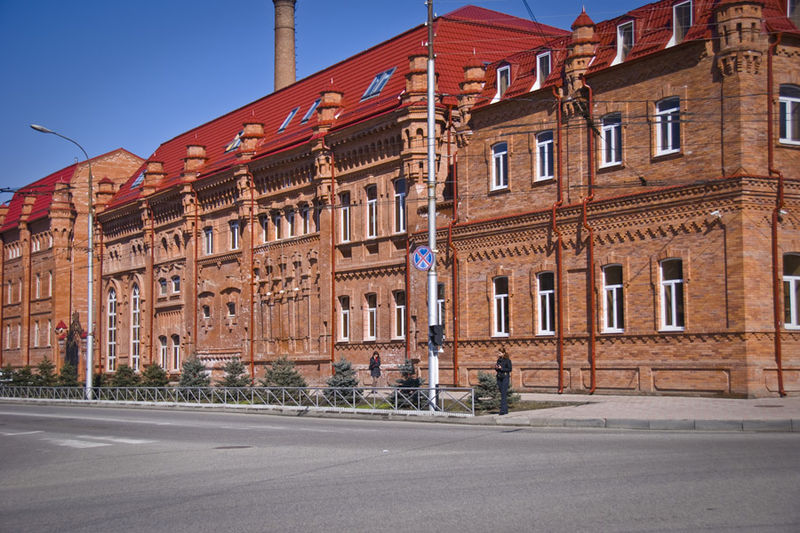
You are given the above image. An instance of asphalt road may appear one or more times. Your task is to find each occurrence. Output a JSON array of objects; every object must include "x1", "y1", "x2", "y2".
[{"x1": 0, "y1": 404, "x2": 798, "y2": 532}]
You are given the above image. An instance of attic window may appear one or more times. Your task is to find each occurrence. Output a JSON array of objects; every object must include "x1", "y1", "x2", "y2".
[
  {"x1": 668, "y1": 1, "x2": 693, "y2": 47},
  {"x1": 361, "y1": 67, "x2": 396, "y2": 100},
  {"x1": 301, "y1": 99, "x2": 321, "y2": 124},
  {"x1": 224, "y1": 130, "x2": 243, "y2": 153},
  {"x1": 496, "y1": 65, "x2": 511, "y2": 99},
  {"x1": 131, "y1": 172, "x2": 145, "y2": 189},
  {"x1": 789, "y1": 0, "x2": 799, "y2": 27},
  {"x1": 532, "y1": 52, "x2": 551, "y2": 91},
  {"x1": 613, "y1": 21, "x2": 634, "y2": 65},
  {"x1": 278, "y1": 107, "x2": 299, "y2": 132}
]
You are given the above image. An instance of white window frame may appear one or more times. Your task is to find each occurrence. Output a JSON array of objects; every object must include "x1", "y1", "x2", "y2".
[
  {"x1": 340, "y1": 192, "x2": 351, "y2": 243},
  {"x1": 261, "y1": 216, "x2": 269, "y2": 243},
  {"x1": 171, "y1": 275, "x2": 181, "y2": 294},
  {"x1": 159, "y1": 336, "x2": 168, "y2": 369},
  {"x1": 532, "y1": 51, "x2": 551, "y2": 91},
  {"x1": 365, "y1": 293, "x2": 377, "y2": 341},
  {"x1": 33, "y1": 321, "x2": 39, "y2": 348},
  {"x1": 602, "y1": 265, "x2": 625, "y2": 333},
  {"x1": 656, "y1": 98, "x2": 681, "y2": 155},
  {"x1": 107, "y1": 289, "x2": 117, "y2": 372},
  {"x1": 788, "y1": 0, "x2": 799, "y2": 28},
  {"x1": 394, "y1": 179, "x2": 406, "y2": 233},
  {"x1": 204, "y1": 227, "x2": 214, "y2": 255},
  {"x1": 393, "y1": 291, "x2": 406, "y2": 339},
  {"x1": 493, "y1": 277, "x2": 510, "y2": 337},
  {"x1": 131, "y1": 284, "x2": 140, "y2": 371},
  {"x1": 227, "y1": 302, "x2": 236, "y2": 317},
  {"x1": 494, "y1": 65, "x2": 511, "y2": 101},
  {"x1": 366, "y1": 186, "x2": 378, "y2": 239},
  {"x1": 779, "y1": 85, "x2": 800, "y2": 145},
  {"x1": 668, "y1": 1, "x2": 693, "y2": 47},
  {"x1": 783, "y1": 253, "x2": 800, "y2": 329},
  {"x1": 600, "y1": 113, "x2": 623, "y2": 167},
  {"x1": 278, "y1": 107, "x2": 299, "y2": 132},
  {"x1": 46, "y1": 319, "x2": 51, "y2": 347},
  {"x1": 339, "y1": 296, "x2": 350, "y2": 341},
  {"x1": 361, "y1": 67, "x2": 396, "y2": 101},
  {"x1": 660, "y1": 259, "x2": 685, "y2": 331},
  {"x1": 48, "y1": 272, "x2": 52, "y2": 297},
  {"x1": 613, "y1": 21, "x2": 634, "y2": 65},
  {"x1": 301, "y1": 99, "x2": 321, "y2": 124},
  {"x1": 159, "y1": 278, "x2": 168, "y2": 296},
  {"x1": 273, "y1": 212, "x2": 282, "y2": 240},
  {"x1": 536, "y1": 131, "x2": 554, "y2": 181},
  {"x1": 287, "y1": 210, "x2": 296, "y2": 238},
  {"x1": 537, "y1": 272, "x2": 555, "y2": 335},
  {"x1": 35, "y1": 273, "x2": 41, "y2": 299},
  {"x1": 491, "y1": 142, "x2": 508, "y2": 190},
  {"x1": 229, "y1": 220, "x2": 240, "y2": 250},
  {"x1": 202, "y1": 305, "x2": 211, "y2": 319},
  {"x1": 300, "y1": 206, "x2": 310, "y2": 234},
  {"x1": 171, "y1": 334, "x2": 181, "y2": 371},
  {"x1": 437, "y1": 282, "x2": 446, "y2": 326}
]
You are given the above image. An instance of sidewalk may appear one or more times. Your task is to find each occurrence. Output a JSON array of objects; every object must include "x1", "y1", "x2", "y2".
[{"x1": 465, "y1": 393, "x2": 800, "y2": 432}]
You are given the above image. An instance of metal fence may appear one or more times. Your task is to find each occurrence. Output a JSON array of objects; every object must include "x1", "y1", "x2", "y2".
[{"x1": 0, "y1": 385, "x2": 474, "y2": 417}]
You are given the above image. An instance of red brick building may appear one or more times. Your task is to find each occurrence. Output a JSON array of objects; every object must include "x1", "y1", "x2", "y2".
[{"x1": 3, "y1": 1, "x2": 798, "y2": 397}]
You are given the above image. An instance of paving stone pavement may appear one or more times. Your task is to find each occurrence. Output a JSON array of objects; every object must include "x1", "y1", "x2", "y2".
[{"x1": 471, "y1": 393, "x2": 800, "y2": 432}]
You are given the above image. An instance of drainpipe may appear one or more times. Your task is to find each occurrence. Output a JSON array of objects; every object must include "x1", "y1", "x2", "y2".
[
  {"x1": 552, "y1": 86, "x2": 565, "y2": 393},
  {"x1": 405, "y1": 236, "x2": 411, "y2": 363},
  {"x1": 767, "y1": 33, "x2": 786, "y2": 397},
  {"x1": 581, "y1": 76, "x2": 597, "y2": 394},
  {"x1": 249, "y1": 174, "x2": 256, "y2": 383},
  {"x1": 25, "y1": 225, "x2": 32, "y2": 366},
  {"x1": 193, "y1": 188, "x2": 199, "y2": 363},
  {"x1": 445, "y1": 106, "x2": 461, "y2": 386},
  {"x1": 98, "y1": 230, "x2": 105, "y2": 374},
  {"x1": 148, "y1": 201, "x2": 155, "y2": 367}
]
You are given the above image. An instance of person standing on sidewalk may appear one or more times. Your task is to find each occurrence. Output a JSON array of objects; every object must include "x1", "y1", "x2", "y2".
[
  {"x1": 369, "y1": 351, "x2": 381, "y2": 388},
  {"x1": 495, "y1": 347, "x2": 512, "y2": 415}
]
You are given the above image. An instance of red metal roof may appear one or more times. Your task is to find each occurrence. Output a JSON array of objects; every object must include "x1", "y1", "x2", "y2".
[
  {"x1": 107, "y1": 5, "x2": 567, "y2": 210},
  {"x1": 0, "y1": 163, "x2": 76, "y2": 233},
  {"x1": 475, "y1": 0, "x2": 799, "y2": 108}
]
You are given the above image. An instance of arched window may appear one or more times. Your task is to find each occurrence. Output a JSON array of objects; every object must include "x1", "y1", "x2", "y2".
[
  {"x1": 131, "y1": 284, "x2": 141, "y2": 371},
  {"x1": 171, "y1": 335, "x2": 181, "y2": 371},
  {"x1": 107, "y1": 289, "x2": 117, "y2": 372}
]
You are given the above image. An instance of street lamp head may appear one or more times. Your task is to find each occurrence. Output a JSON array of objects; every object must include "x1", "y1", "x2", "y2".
[{"x1": 30, "y1": 124, "x2": 54, "y2": 134}]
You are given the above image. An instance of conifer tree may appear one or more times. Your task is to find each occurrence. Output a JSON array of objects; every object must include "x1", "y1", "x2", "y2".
[
  {"x1": 326, "y1": 357, "x2": 359, "y2": 389},
  {"x1": 179, "y1": 356, "x2": 210, "y2": 387},
  {"x1": 141, "y1": 364, "x2": 169, "y2": 387},
  {"x1": 474, "y1": 370, "x2": 519, "y2": 412},
  {"x1": 35, "y1": 358, "x2": 57, "y2": 386},
  {"x1": 12, "y1": 366, "x2": 35, "y2": 386},
  {"x1": 393, "y1": 359, "x2": 424, "y2": 409},
  {"x1": 110, "y1": 364, "x2": 140, "y2": 387},
  {"x1": 57, "y1": 362, "x2": 79, "y2": 387},
  {"x1": 260, "y1": 356, "x2": 307, "y2": 388},
  {"x1": 218, "y1": 357, "x2": 251, "y2": 387}
]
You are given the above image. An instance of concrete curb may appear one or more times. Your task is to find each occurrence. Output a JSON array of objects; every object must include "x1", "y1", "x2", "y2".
[{"x1": 2, "y1": 398, "x2": 799, "y2": 432}]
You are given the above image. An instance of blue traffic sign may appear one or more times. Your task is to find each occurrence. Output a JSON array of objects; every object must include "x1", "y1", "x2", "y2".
[{"x1": 412, "y1": 245, "x2": 434, "y2": 271}]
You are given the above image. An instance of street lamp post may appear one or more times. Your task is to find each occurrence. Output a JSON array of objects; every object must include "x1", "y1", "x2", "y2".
[{"x1": 31, "y1": 124, "x2": 95, "y2": 400}]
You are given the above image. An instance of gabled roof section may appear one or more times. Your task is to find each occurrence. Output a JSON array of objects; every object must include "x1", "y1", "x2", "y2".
[
  {"x1": 106, "y1": 5, "x2": 567, "y2": 210},
  {"x1": 0, "y1": 163, "x2": 77, "y2": 233},
  {"x1": 475, "y1": 0, "x2": 799, "y2": 108}
]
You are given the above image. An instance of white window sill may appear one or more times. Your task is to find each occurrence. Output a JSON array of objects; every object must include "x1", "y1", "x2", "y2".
[
  {"x1": 534, "y1": 176, "x2": 554, "y2": 183},
  {"x1": 492, "y1": 333, "x2": 510, "y2": 338},
  {"x1": 490, "y1": 185, "x2": 508, "y2": 192},
  {"x1": 599, "y1": 161, "x2": 622, "y2": 170},
  {"x1": 536, "y1": 331, "x2": 554, "y2": 337},
  {"x1": 659, "y1": 326, "x2": 685, "y2": 332},
  {"x1": 602, "y1": 328, "x2": 624, "y2": 334},
  {"x1": 779, "y1": 139, "x2": 800, "y2": 146},
  {"x1": 655, "y1": 148, "x2": 681, "y2": 158}
]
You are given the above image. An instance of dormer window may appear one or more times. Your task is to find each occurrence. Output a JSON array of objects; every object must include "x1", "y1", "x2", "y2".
[
  {"x1": 224, "y1": 130, "x2": 243, "y2": 153},
  {"x1": 613, "y1": 21, "x2": 634, "y2": 65},
  {"x1": 668, "y1": 1, "x2": 692, "y2": 47},
  {"x1": 495, "y1": 65, "x2": 511, "y2": 100},
  {"x1": 300, "y1": 99, "x2": 321, "y2": 124},
  {"x1": 131, "y1": 172, "x2": 145, "y2": 189},
  {"x1": 278, "y1": 107, "x2": 299, "y2": 132},
  {"x1": 361, "y1": 67, "x2": 396, "y2": 100},
  {"x1": 532, "y1": 52, "x2": 551, "y2": 91},
  {"x1": 789, "y1": 0, "x2": 799, "y2": 28}
]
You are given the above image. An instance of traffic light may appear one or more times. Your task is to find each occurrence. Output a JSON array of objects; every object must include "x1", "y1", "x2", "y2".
[{"x1": 430, "y1": 324, "x2": 444, "y2": 346}]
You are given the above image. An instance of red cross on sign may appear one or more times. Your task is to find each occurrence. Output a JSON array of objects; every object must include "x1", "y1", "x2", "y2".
[{"x1": 412, "y1": 246, "x2": 434, "y2": 271}]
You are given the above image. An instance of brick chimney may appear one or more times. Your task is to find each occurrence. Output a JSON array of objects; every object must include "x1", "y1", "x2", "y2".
[{"x1": 274, "y1": 0, "x2": 297, "y2": 91}]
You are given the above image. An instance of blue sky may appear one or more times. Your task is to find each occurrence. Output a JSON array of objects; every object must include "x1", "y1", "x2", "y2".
[{"x1": 0, "y1": 0, "x2": 642, "y2": 203}]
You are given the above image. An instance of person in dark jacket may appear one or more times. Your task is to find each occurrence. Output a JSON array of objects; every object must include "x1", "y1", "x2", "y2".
[
  {"x1": 369, "y1": 351, "x2": 381, "y2": 388},
  {"x1": 495, "y1": 347, "x2": 512, "y2": 415}
]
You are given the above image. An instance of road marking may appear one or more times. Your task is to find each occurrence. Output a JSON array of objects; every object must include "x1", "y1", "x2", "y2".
[
  {"x1": 45, "y1": 438, "x2": 111, "y2": 449},
  {"x1": 76, "y1": 435, "x2": 155, "y2": 445},
  {"x1": 0, "y1": 410, "x2": 174, "y2": 426},
  {"x1": 0, "y1": 430, "x2": 44, "y2": 436}
]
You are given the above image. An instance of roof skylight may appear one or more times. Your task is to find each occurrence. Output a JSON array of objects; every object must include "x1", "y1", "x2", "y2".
[
  {"x1": 278, "y1": 107, "x2": 300, "y2": 132},
  {"x1": 301, "y1": 99, "x2": 321, "y2": 124},
  {"x1": 131, "y1": 172, "x2": 144, "y2": 189},
  {"x1": 224, "y1": 130, "x2": 243, "y2": 153},
  {"x1": 361, "y1": 67, "x2": 396, "y2": 101}
]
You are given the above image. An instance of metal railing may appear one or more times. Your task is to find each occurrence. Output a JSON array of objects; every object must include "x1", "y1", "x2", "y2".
[{"x1": 0, "y1": 385, "x2": 474, "y2": 417}]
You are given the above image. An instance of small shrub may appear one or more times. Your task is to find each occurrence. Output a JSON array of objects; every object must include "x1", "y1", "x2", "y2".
[
  {"x1": 392, "y1": 359, "x2": 425, "y2": 410},
  {"x1": 260, "y1": 356, "x2": 307, "y2": 388},
  {"x1": 34, "y1": 358, "x2": 57, "y2": 387},
  {"x1": 474, "y1": 370, "x2": 519, "y2": 412},
  {"x1": 141, "y1": 364, "x2": 169, "y2": 387},
  {"x1": 325, "y1": 357, "x2": 359, "y2": 403},
  {"x1": 109, "y1": 364, "x2": 140, "y2": 387},
  {"x1": 218, "y1": 357, "x2": 251, "y2": 388},
  {"x1": 12, "y1": 366, "x2": 35, "y2": 386},
  {"x1": 58, "y1": 362, "x2": 79, "y2": 387},
  {"x1": 179, "y1": 356, "x2": 210, "y2": 387}
]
